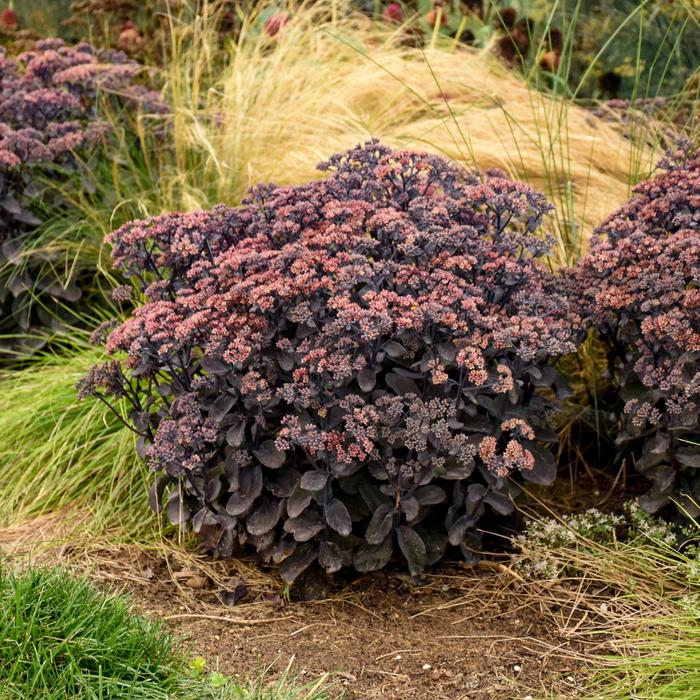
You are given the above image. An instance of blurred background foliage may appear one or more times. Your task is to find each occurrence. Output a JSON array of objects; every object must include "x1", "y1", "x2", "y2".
[{"x1": 5, "y1": 0, "x2": 697, "y2": 105}]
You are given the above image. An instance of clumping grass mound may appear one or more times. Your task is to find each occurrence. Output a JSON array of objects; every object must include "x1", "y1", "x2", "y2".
[
  {"x1": 0, "y1": 567, "x2": 205, "y2": 699},
  {"x1": 0, "y1": 565, "x2": 338, "y2": 699},
  {"x1": 161, "y1": 2, "x2": 656, "y2": 264},
  {"x1": 513, "y1": 503, "x2": 700, "y2": 699},
  {"x1": 0, "y1": 340, "x2": 149, "y2": 538}
]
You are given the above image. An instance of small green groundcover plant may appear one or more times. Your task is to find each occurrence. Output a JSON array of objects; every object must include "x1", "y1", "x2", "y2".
[
  {"x1": 80, "y1": 141, "x2": 581, "y2": 583},
  {"x1": 0, "y1": 566, "x2": 221, "y2": 699},
  {"x1": 575, "y1": 141, "x2": 700, "y2": 517},
  {"x1": 512, "y1": 500, "x2": 684, "y2": 580},
  {"x1": 512, "y1": 503, "x2": 700, "y2": 699}
]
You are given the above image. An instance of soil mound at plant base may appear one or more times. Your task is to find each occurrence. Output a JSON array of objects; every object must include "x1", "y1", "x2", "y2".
[{"x1": 0, "y1": 516, "x2": 588, "y2": 700}]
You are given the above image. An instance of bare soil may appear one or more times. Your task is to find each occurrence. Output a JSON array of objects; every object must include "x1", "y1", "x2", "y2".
[
  {"x1": 0, "y1": 513, "x2": 599, "y2": 700},
  {"x1": 0, "y1": 506, "x2": 608, "y2": 700},
  {"x1": 74, "y1": 544, "x2": 590, "y2": 699},
  {"x1": 157, "y1": 570, "x2": 587, "y2": 700}
]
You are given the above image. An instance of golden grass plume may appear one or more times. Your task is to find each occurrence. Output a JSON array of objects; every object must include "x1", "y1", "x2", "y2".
[{"x1": 161, "y1": 1, "x2": 658, "y2": 264}]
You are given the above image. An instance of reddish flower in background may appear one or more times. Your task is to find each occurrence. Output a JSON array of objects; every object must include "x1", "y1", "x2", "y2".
[
  {"x1": 0, "y1": 8, "x2": 18, "y2": 31},
  {"x1": 264, "y1": 12, "x2": 290, "y2": 37},
  {"x1": 382, "y1": 3, "x2": 404, "y2": 23},
  {"x1": 117, "y1": 20, "x2": 144, "y2": 56}
]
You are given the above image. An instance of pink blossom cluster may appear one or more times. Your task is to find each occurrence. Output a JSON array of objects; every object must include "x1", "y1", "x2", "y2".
[
  {"x1": 83, "y1": 142, "x2": 579, "y2": 580},
  {"x1": 0, "y1": 39, "x2": 164, "y2": 170},
  {"x1": 0, "y1": 38, "x2": 166, "y2": 355},
  {"x1": 576, "y1": 141, "x2": 700, "y2": 514}
]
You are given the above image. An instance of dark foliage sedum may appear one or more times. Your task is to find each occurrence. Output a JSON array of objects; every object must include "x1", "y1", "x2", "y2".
[{"x1": 81, "y1": 141, "x2": 581, "y2": 581}]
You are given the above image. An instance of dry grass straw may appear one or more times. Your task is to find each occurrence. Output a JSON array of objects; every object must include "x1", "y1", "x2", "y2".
[
  {"x1": 504, "y1": 496, "x2": 700, "y2": 698},
  {"x1": 0, "y1": 507, "x2": 284, "y2": 623},
  {"x1": 160, "y1": 0, "x2": 657, "y2": 264}
]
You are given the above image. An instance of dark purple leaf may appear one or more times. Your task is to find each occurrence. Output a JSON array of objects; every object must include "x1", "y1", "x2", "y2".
[
  {"x1": 521, "y1": 442, "x2": 556, "y2": 485},
  {"x1": 211, "y1": 393, "x2": 236, "y2": 422},
  {"x1": 284, "y1": 513, "x2": 324, "y2": 542},
  {"x1": 254, "y1": 440, "x2": 286, "y2": 469},
  {"x1": 277, "y1": 350, "x2": 295, "y2": 372},
  {"x1": 400, "y1": 496, "x2": 420, "y2": 522},
  {"x1": 415, "y1": 485, "x2": 446, "y2": 505},
  {"x1": 420, "y1": 528, "x2": 447, "y2": 565},
  {"x1": 192, "y1": 507, "x2": 207, "y2": 533},
  {"x1": 396, "y1": 525, "x2": 427, "y2": 577},
  {"x1": 437, "y1": 342, "x2": 457, "y2": 361},
  {"x1": 200, "y1": 356, "x2": 231, "y2": 374},
  {"x1": 226, "y1": 416, "x2": 246, "y2": 447},
  {"x1": 226, "y1": 465, "x2": 262, "y2": 515},
  {"x1": 205, "y1": 478, "x2": 222, "y2": 501},
  {"x1": 166, "y1": 497, "x2": 191, "y2": 526},
  {"x1": 280, "y1": 543, "x2": 317, "y2": 584},
  {"x1": 484, "y1": 491, "x2": 513, "y2": 516},
  {"x1": 246, "y1": 499, "x2": 281, "y2": 536},
  {"x1": 325, "y1": 498, "x2": 352, "y2": 536},
  {"x1": 319, "y1": 540, "x2": 344, "y2": 573},
  {"x1": 14, "y1": 209, "x2": 42, "y2": 226},
  {"x1": 385, "y1": 373, "x2": 420, "y2": 396},
  {"x1": 676, "y1": 449, "x2": 700, "y2": 468},
  {"x1": 357, "y1": 368, "x2": 377, "y2": 392},
  {"x1": 354, "y1": 535, "x2": 393, "y2": 573},
  {"x1": 287, "y1": 485, "x2": 313, "y2": 519},
  {"x1": 217, "y1": 583, "x2": 249, "y2": 607},
  {"x1": 300, "y1": 470, "x2": 329, "y2": 492},
  {"x1": 384, "y1": 340, "x2": 408, "y2": 359},
  {"x1": 448, "y1": 515, "x2": 473, "y2": 546},
  {"x1": 442, "y1": 459, "x2": 475, "y2": 479},
  {"x1": 365, "y1": 503, "x2": 395, "y2": 545},
  {"x1": 148, "y1": 474, "x2": 170, "y2": 513},
  {"x1": 639, "y1": 490, "x2": 671, "y2": 514},
  {"x1": 0, "y1": 194, "x2": 21, "y2": 215},
  {"x1": 272, "y1": 536, "x2": 297, "y2": 564}
]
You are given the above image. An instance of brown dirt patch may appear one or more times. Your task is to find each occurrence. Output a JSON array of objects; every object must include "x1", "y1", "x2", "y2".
[
  {"x1": 0, "y1": 517, "x2": 592, "y2": 699},
  {"x1": 153, "y1": 566, "x2": 588, "y2": 700}
]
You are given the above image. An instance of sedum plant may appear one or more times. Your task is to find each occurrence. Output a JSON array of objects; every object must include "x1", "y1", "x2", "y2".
[
  {"x1": 0, "y1": 38, "x2": 164, "y2": 354},
  {"x1": 81, "y1": 142, "x2": 579, "y2": 582},
  {"x1": 576, "y1": 142, "x2": 700, "y2": 516}
]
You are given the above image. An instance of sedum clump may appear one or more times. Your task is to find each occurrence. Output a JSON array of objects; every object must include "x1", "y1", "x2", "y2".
[
  {"x1": 0, "y1": 38, "x2": 165, "y2": 351},
  {"x1": 576, "y1": 142, "x2": 700, "y2": 517},
  {"x1": 81, "y1": 141, "x2": 580, "y2": 582}
]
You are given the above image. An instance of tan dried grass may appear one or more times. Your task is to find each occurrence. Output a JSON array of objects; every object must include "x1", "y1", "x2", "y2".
[{"x1": 162, "y1": 2, "x2": 658, "y2": 264}]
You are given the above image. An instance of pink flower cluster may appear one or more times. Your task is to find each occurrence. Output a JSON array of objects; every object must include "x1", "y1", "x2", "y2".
[
  {"x1": 84, "y1": 142, "x2": 579, "y2": 580},
  {"x1": 0, "y1": 38, "x2": 166, "y2": 355},
  {"x1": 576, "y1": 141, "x2": 700, "y2": 514},
  {"x1": 0, "y1": 39, "x2": 164, "y2": 171}
]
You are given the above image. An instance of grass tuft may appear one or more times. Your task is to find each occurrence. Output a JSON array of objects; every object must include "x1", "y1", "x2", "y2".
[
  {"x1": 132, "y1": 1, "x2": 658, "y2": 263},
  {"x1": 512, "y1": 503, "x2": 700, "y2": 699},
  {"x1": 0, "y1": 339, "x2": 149, "y2": 539},
  {"x1": 0, "y1": 566, "x2": 206, "y2": 699},
  {"x1": 0, "y1": 566, "x2": 338, "y2": 700}
]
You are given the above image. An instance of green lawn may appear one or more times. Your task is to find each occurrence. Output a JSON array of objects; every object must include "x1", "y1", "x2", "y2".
[{"x1": 0, "y1": 567, "x2": 336, "y2": 700}]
